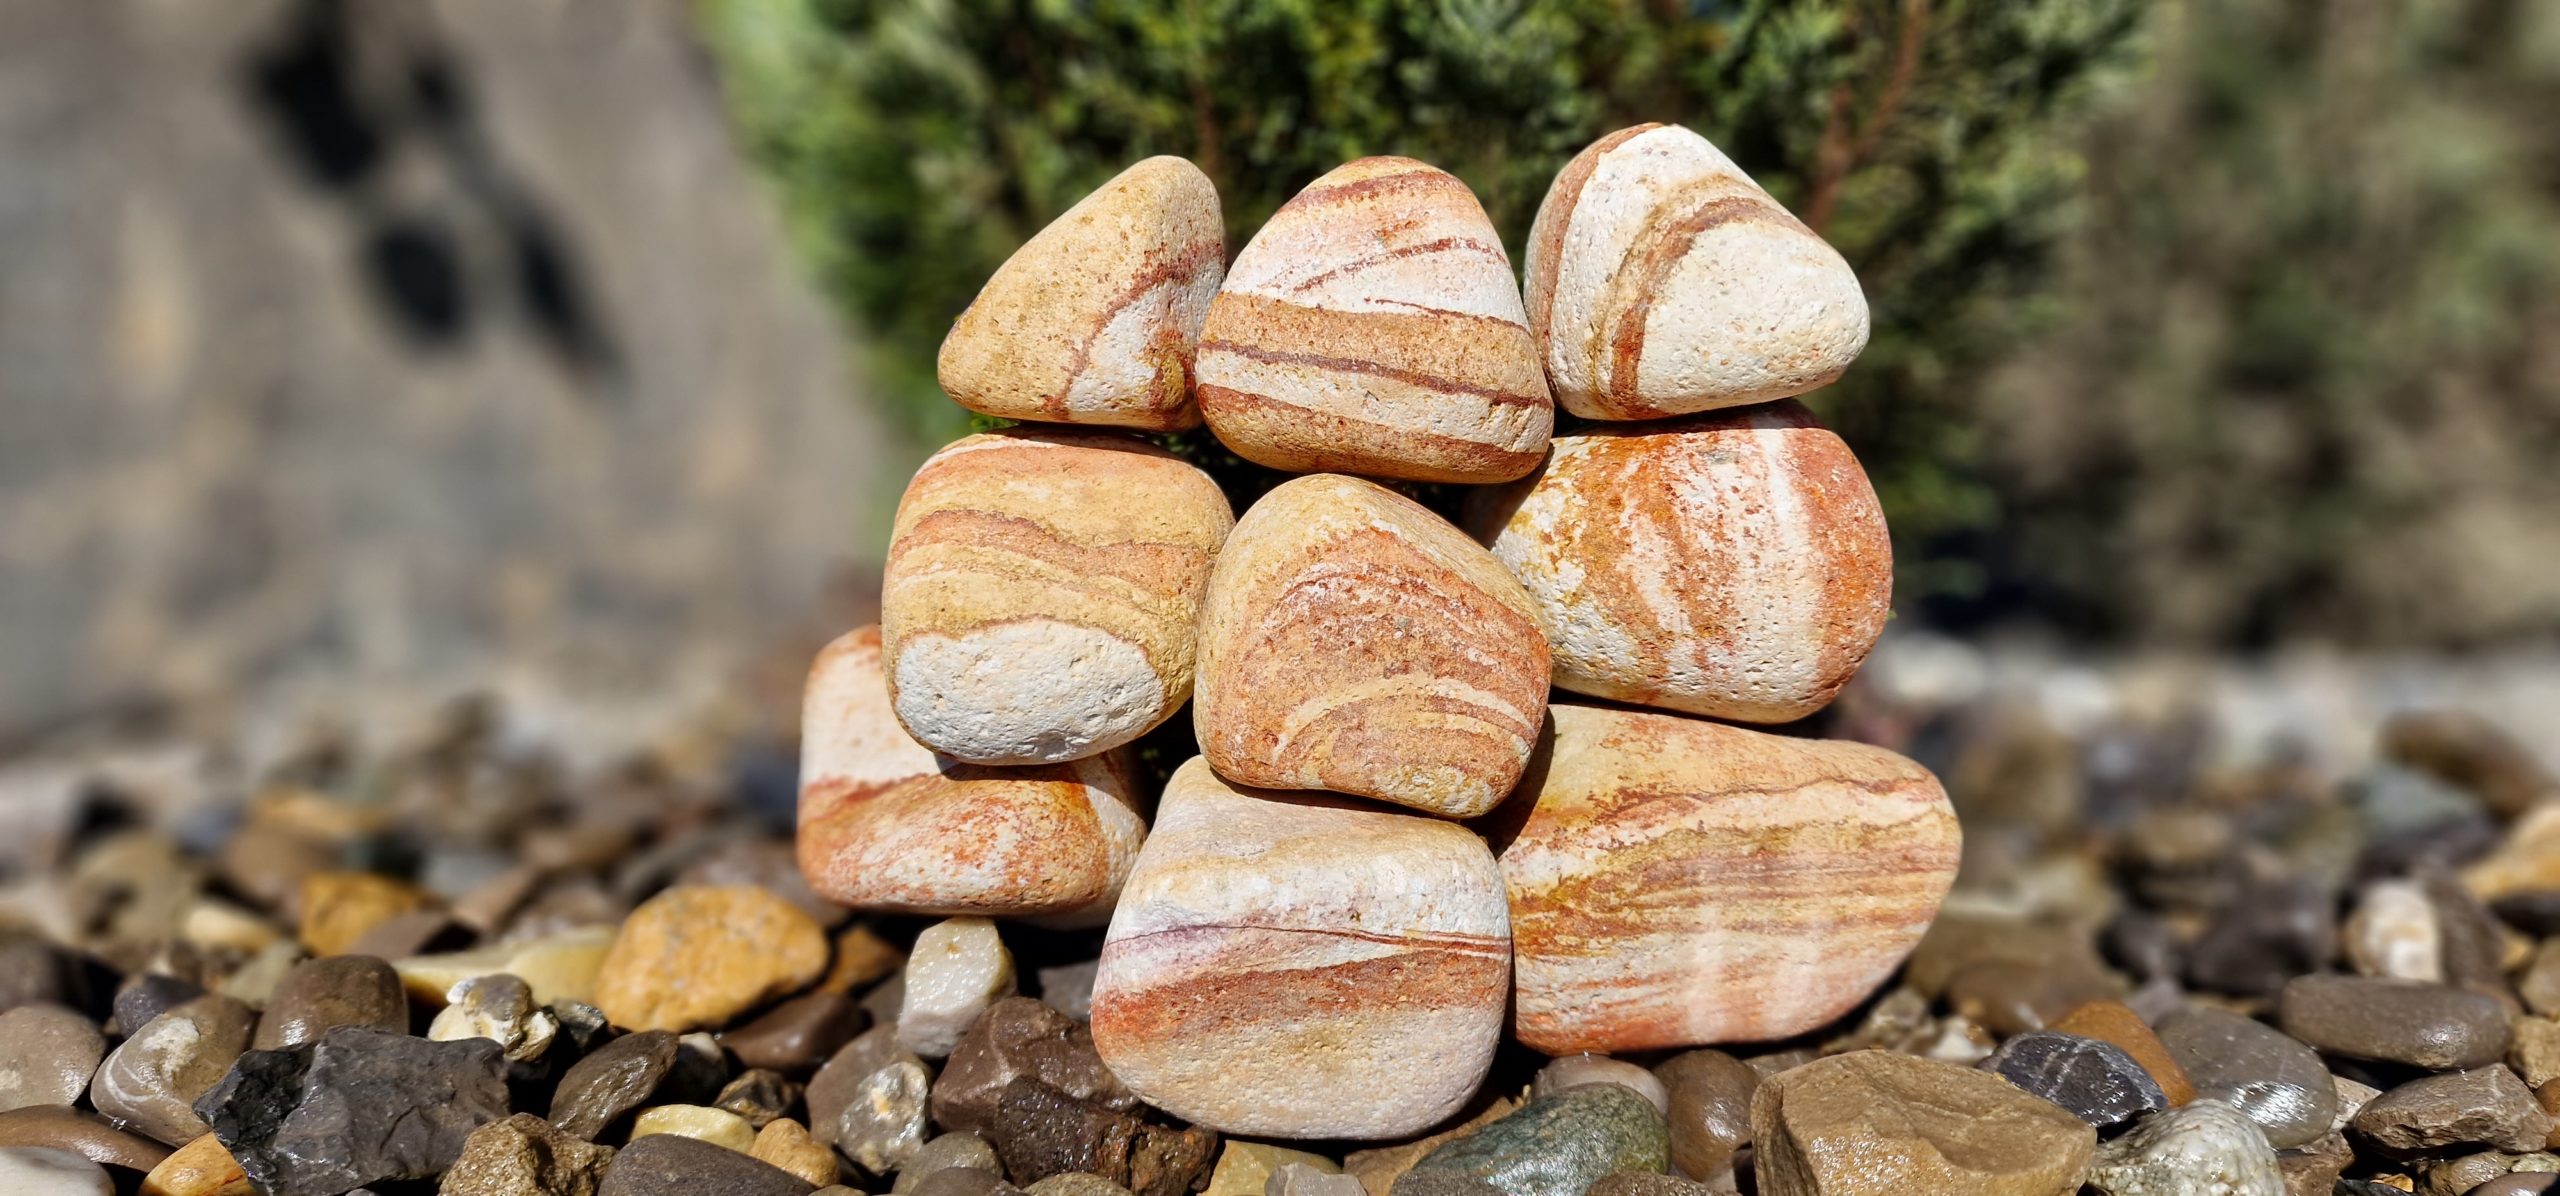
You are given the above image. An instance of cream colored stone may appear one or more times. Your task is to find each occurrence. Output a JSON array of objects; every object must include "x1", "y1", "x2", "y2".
[
  {"x1": 631, "y1": 1104, "x2": 758, "y2": 1152},
  {"x1": 2345, "y1": 879, "x2": 2443, "y2": 982},
  {"x1": 897, "y1": 917, "x2": 1017, "y2": 1059},
  {"x1": 394, "y1": 925, "x2": 617, "y2": 1007},
  {"x1": 752, "y1": 1118, "x2": 840, "y2": 1188}
]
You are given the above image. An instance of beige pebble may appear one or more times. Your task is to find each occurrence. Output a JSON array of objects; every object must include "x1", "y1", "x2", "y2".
[
  {"x1": 296, "y1": 872, "x2": 436, "y2": 957},
  {"x1": 139, "y1": 1133, "x2": 253, "y2": 1196},
  {"x1": 632, "y1": 1104, "x2": 758, "y2": 1152},
  {"x1": 91, "y1": 995, "x2": 254, "y2": 1146},
  {"x1": 1498, "y1": 704, "x2": 1959, "y2": 1053},
  {"x1": 1524, "y1": 122, "x2": 1867, "y2": 421},
  {"x1": 1193, "y1": 474, "x2": 1548, "y2": 818},
  {"x1": 1470, "y1": 402, "x2": 1890, "y2": 724},
  {"x1": 393, "y1": 925, "x2": 615, "y2": 1007},
  {"x1": 1196, "y1": 156, "x2": 1552, "y2": 483},
  {"x1": 752, "y1": 1117, "x2": 842, "y2": 1188},
  {"x1": 898, "y1": 917, "x2": 1017, "y2": 1059},
  {"x1": 939, "y1": 157, "x2": 1223, "y2": 431},
  {"x1": 881, "y1": 429, "x2": 1233, "y2": 765},
  {"x1": 1091, "y1": 759, "x2": 1509, "y2": 1139},
  {"x1": 799, "y1": 626, "x2": 1148, "y2": 923},
  {"x1": 1205, "y1": 1142, "x2": 1339, "y2": 1196},
  {"x1": 593, "y1": 885, "x2": 828, "y2": 1032},
  {"x1": 2346, "y1": 879, "x2": 2444, "y2": 982}
]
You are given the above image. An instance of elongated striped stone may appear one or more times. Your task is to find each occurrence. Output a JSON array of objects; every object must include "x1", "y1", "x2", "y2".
[
  {"x1": 1468, "y1": 400, "x2": 1890, "y2": 724},
  {"x1": 797, "y1": 626, "x2": 1147, "y2": 925},
  {"x1": 938, "y1": 157, "x2": 1225, "y2": 430},
  {"x1": 1494, "y1": 704, "x2": 1959, "y2": 1054},
  {"x1": 1195, "y1": 474, "x2": 1547, "y2": 818},
  {"x1": 1525, "y1": 123, "x2": 1868, "y2": 420},
  {"x1": 882, "y1": 429, "x2": 1234, "y2": 764},
  {"x1": 1196, "y1": 156, "x2": 1552, "y2": 483},
  {"x1": 1090, "y1": 759, "x2": 1510, "y2": 1138}
]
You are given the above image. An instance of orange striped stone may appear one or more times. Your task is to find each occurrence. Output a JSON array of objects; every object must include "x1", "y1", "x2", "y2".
[
  {"x1": 1196, "y1": 156, "x2": 1552, "y2": 483},
  {"x1": 938, "y1": 157, "x2": 1225, "y2": 431},
  {"x1": 1492, "y1": 704, "x2": 1959, "y2": 1055},
  {"x1": 881, "y1": 429, "x2": 1234, "y2": 764},
  {"x1": 1090, "y1": 759, "x2": 1510, "y2": 1138},
  {"x1": 798, "y1": 625, "x2": 1149, "y2": 925},
  {"x1": 1467, "y1": 400, "x2": 1890, "y2": 724},
  {"x1": 1525, "y1": 123, "x2": 1869, "y2": 420},
  {"x1": 1195, "y1": 474, "x2": 1548, "y2": 818}
]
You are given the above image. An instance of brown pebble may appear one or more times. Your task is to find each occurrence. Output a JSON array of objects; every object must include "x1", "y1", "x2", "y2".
[
  {"x1": 807, "y1": 1026, "x2": 919, "y2": 1148},
  {"x1": 340, "y1": 909, "x2": 470, "y2": 960},
  {"x1": 2351, "y1": 1066, "x2": 2552, "y2": 1152},
  {"x1": 2050, "y1": 1000, "x2": 2198, "y2": 1106},
  {"x1": 934, "y1": 997, "x2": 1134, "y2": 1137},
  {"x1": 722, "y1": 991, "x2": 864, "y2": 1075},
  {"x1": 1944, "y1": 957, "x2": 2121, "y2": 1037},
  {"x1": 296, "y1": 872, "x2": 437, "y2": 957},
  {"x1": 437, "y1": 1113, "x2": 614, "y2": 1196},
  {"x1": 1749, "y1": 1051, "x2": 2094, "y2": 1196},
  {"x1": 2276, "y1": 1130, "x2": 2353, "y2": 1196},
  {"x1": 598, "y1": 1132, "x2": 818, "y2": 1196},
  {"x1": 0, "y1": 1004, "x2": 105, "y2": 1111},
  {"x1": 717, "y1": 1069, "x2": 802, "y2": 1128},
  {"x1": 253, "y1": 955, "x2": 408, "y2": 1049},
  {"x1": 593, "y1": 886, "x2": 828, "y2": 1033},
  {"x1": 551, "y1": 1029, "x2": 681, "y2": 1140},
  {"x1": 0, "y1": 1105, "x2": 174, "y2": 1171},
  {"x1": 753, "y1": 1118, "x2": 840, "y2": 1188},
  {"x1": 92, "y1": 994, "x2": 254, "y2": 1145},
  {"x1": 1651, "y1": 1050, "x2": 1755, "y2": 1180}
]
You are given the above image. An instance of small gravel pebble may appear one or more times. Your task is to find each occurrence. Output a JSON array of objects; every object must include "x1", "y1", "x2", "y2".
[
  {"x1": 437, "y1": 1113, "x2": 614, "y2": 1196},
  {"x1": 2346, "y1": 879, "x2": 2445, "y2": 982},
  {"x1": 933, "y1": 997, "x2": 1133, "y2": 1136},
  {"x1": 1748, "y1": 1051, "x2": 2090, "y2": 1196},
  {"x1": 751, "y1": 1118, "x2": 839, "y2": 1188},
  {"x1": 1269, "y1": 1162, "x2": 1366, "y2": 1196},
  {"x1": 2351, "y1": 1067, "x2": 2553, "y2": 1153},
  {"x1": 836, "y1": 1058, "x2": 931, "y2": 1173},
  {"x1": 2276, "y1": 975, "x2": 2511, "y2": 1070},
  {"x1": 429, "y1": 973, "x2": 559, "y2": 1062},
  {"x1": 598, "y1": 1133, "x2": 816, "y2": 1196},
  {"x1": 195, "y1": 1027, "x2": 510, "y2": 1196},
  {"x1": 1532, "y1": 1055, "x2": 1669, "y2": 1116},
  {"x1": 253, "y1": 956, "x2": 407, "y2": 1050},
  {"x1": 717, "y1": 1069, "x2": 801, "y2": 1128},
  {"x1": 0, "y1": 1005, "x2": 104, "y2": 1111},
  {"x1": 722, "y1": 991, "x2": 863, "y2": 1075},
  {"x1": 2156, "y1": 1006, "x2": 2339, "y2": 1148},
  {"x1": 549, "y1": 1029, "x2": 679, "y2": 1140},
  {"x1": 894, "y1": 1131, "x2": 1002, "y2": 1194},
  {"x1": 0, "y1": 1105, "x2": 172, "y2": 1171},
  {"x1": 900, "y1": 919, "x2": 1016, "y2": 1060},
  {"x1": 1408, "y1": 1085, "x2": 1667, "y2": 1196},
  {"x1": 141, "y1": 1132, "x2": 254, "y2": 1196},
  {"x1": 1982, "y1": 1030, "x2": 2169, "y2": 1130},
  {"x1": 592, "y1": 886, "x2": 827, "y2": 1034},
  {"x1": 93, "y1": 993, "x2": 255, "y2": 1146},
  {"x1": 632, "y1": 1104, "x2": 757, "y2": 1152},
  {"x1": 1650, "y1": 1050, "x2": 1753, "y2": 1182},
  {"x1": 2085, "y1": 1101, "x2": 2281, "y2": 1196}
]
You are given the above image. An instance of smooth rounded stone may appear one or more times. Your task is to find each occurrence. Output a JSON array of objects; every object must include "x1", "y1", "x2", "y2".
[
  {"x1": 900, "y1": 919, "x2": 1017, "y2": 1059},
  {"x1": 1748, "y1": 1051, "x2": 2093, "y2": 1196},
  {"x1": 0, "y1": 1106, "x2": 173, "y2": 1171},
  {"x1": 933, "y1": 997, "x2": 1133, "y2": 1136},
  {"x1": 1195, "y1": 155, "x2": 1552, "y2": 484},
  {"x1": 549, "y1": 1029, "x2": 680, "y2": 1140},
  {"x1": 142, "y1": 1133, "x2": 254, "y2": 1196},
  {"x1": 893, "y1": 1132, "x2": 1002, "y2": 1194},
  {"x1": 1206, "y1": 1143, "x2": 1338, "y2": 1196},
  {"x1": 193, "y1": 1027, "x2": 508, "y2": 1196},
  {"x1": 1091, "y1": 759, "x2": 1509, "y2": 1138},
  {"x1": 395, "y1": 926, "x2": 617, "y2": 1008},
  {"x1": 2475, "y1": 1175, "x2": 2560, "y2": 1196},
  {"x1": 987, "y1": 1076, "x2": 1218, "y2": 1196},
  {"x1": 1651, "y1": 1051, "x2": 1753, "y2": 1181},
  {"x1": 2277, "y1": 975, "x2": 2512, "y2": 1070},
  {"x1": 1982, "y1": 1031, "x2": 2170, "y2": 1131},
  {"x1": 880, "y1": 429, "x2": 1235, "y2": 766},
  {"x1": 753, "y1": 1119, "x2": 838, "y2": 1188},
  {"x1": 2084, "y1": 1101, "x2": 2281, "y2": 1196},
  {"x1": 598, "y1": 1133, "x2": 817, "y2": 1196},
  {"x1": 2347, "y1": 879, "x2": 2445, "y2": 982},
  {"x1": 1027, "y1": 1174, "x2": 1136, "y2": 1196},
  {"x1": 716, "y1": 1070, "x2": 800, "y2": 1129},
  {"x1": 297, "y1": 872, "x2": 437, "y2": 958},
  {"x1": 2049, "y1": 1001, "x2": 2197, "y2": 1107},
  {"x1": 112, "y1": 974, "x2": 207, "y2": 1039},
  {"x1": 0, "y1": 1004, "x2": 104, "y2": 1111},
  {"x1": 938, "y1": 156, "x2": 1223, "y2": 431},
  {"x1": 1406, "y1": 1085, "x2": 1667, "y2": 1196},
  {"x1": 2351, "y1": 1067, "x2": 2553, "y2": 1152},
  {"x1": 807, "y1": 1026, "x2": 920, "y2": 1149},
  {"x1": 1494, "y1": 705, "x2": 1957, "y2": 1053},
  {"x1": 836, "y1": 1058, "x2": 931, "y2": 1173},
  {"x1": 2515, "y1": 1019, "x2": 2560, "y2": 1088},
  {"x1": 1522, "y1": 122, "x2": 1866, "y2": 421},
  {"x1": 1194, "y1": 474, "x2": 1547, "y2": 818},
  {"x1": 430, "y1": 972, "x2": 559, "y2": 1062},
  {"x1": 0, "y1": 1147, "x2": 113, "y2": 1195},
  {"x1": 2384, "y1": 709, "x2": 2554, "y2": 819},
  {"x1": 1534, "y1": 1056, "x2": 1668, "y2": 1116},
  {"x1": 1469, "y1": 405, "x2": 1890, "y2": 725},
  {"x1": 436, "y1": 1113, "x2": 613, "y2": 1196},
  {"x1": 633, "y1": 1105, "x2": 757, "y2": 1152},
  {"x1": 798, "y1": 627, "x2": 1148, "y2": 922},
  {"x1": 254, "y1": 956, "x2": 407, "y2": 1050},
  {"x1": 593, "y1": 885, "x2": 828, "y2": 1033},
  {"x1": 94, "y1": 994, "x2": 255, "y2": 1146},
  {"x1": 2156, "y1": 1006, "x2": 2340, "y2": 1148},
  {"x1": 722, "y1": 992, "x2": 863, "y2": 1075}
]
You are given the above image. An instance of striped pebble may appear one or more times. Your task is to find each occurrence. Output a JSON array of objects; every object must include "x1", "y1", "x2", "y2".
[
  {"x1": 1090, "y1": 758, "x2": 1509, "y2": 1138},
  {"x1": 1494, "y1": 703, "x2": 1960, "y2": 1054},
  {"x1": 1525, "y1": 123, "x2": 1869, "y2": 420},
  {"x1": 1468, "y1": 400, "x2": 1890, "y2": 724},
  {"x1": 1196, "y1": 156, "x2": 1553, "y2": 483},
  {"x1": 797, "y1": 626, "x2": 1147, "y2": 925},
  {"x1": 882, "y1": 429, "x2": 1234, "y2": 764},
  {"x1": 1195, "y1": 474, "x2": 1548, "y2": 818},
  {"x1": 938, "y1": 157, "x2": 1225, "y2": 430}
]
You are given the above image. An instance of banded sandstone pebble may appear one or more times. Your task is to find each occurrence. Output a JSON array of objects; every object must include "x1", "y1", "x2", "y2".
[
  {"x1": 1090, "y1": 759, "x2": 1509, "y2": 1138},
  {"x1": 1525, "y1": 123, "x2": 1869, "y2": 420},
  {"x1": 1196, "y1": 157, "x2": 1552, "y2": 483},
  {"x1": 1195, "y1": 474, "x2": 1548, "y2": 818},
  {"x1": 798, "y1": 626, "x2": 1148, "y2": 924},
  {"x1": 1492, "y1": 703, "x2": 1959, "y2": 1054},
  {"x1": 881, "y1": 429, "x2": 1233, "y2": 764},
  {"x1": 938, "y1": 157, "x2": 1225, "y2": 430},
  {"x1": 1469, "y1": 400, "x2": 1889, "y2": 724}
]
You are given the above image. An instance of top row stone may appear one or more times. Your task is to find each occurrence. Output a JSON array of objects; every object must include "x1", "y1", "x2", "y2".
[{"x1": 935, "y1": 125, "x2": 1870, "y2": 479}]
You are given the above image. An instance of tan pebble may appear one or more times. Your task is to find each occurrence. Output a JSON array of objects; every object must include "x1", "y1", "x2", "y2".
[
  {"x1": 2345, "y1": 879, "x2": 2444, "y2": 982},
  {"x1": 2467, "y1": 806, "x2": 2560, "y2": 900},
  {"x1": 1196, "y1": 156, "x2": 1552, "y2": 483},
  {"x1": 897, "y1": 918, "x2": 1016, "y2": 1059},
  {"x1": 752, "y1": 1118, "x2": 841, "y2": 1188},
  {"x1": 295, "y1": 872, "x2": 436, "y2": 957},
  {"x1": 1524, "y1": 123, "x2": 1867, "y2": 421},
  {"x1": 140, "y1": 1133, "x2": 253, "y2": 1196},
  {"x1": 1194, "y1": 474, "x2": 1548, "y2": 818},
  {"x1": 820, "y1": 924, "x2": 906, "y2": 995},
  {"x1": 179, "y1": 900, "x2": 281, "y2": 955},
  {"x1": 593, "y1": 885, "x2": 827, "y2": 1032},
  {"x1": 880, "y1": 429, "x2": 1234, "y2": 765},
  {"x1": 2514, "y1": 1017, "x2": 2560, "y2": 1088},
  {"x1": 1750, "y1": 1051, "x2": 2092, "y2": 1196},
  {"x1": 1091, "y1": 759, "x2": 1509, "y2": 1139},
  {"x1": 394, "y1": 925, "x2": 615, "y2": 1007},
  {"x1": 1497, "y1": 704, "x2": 1958, "y2": 1053},
  {"x1": 632, "y1": 1104, "x2": 758, "y2": 1152},
  {"x1": 798, "y1": 626, "x2": 1149, "y2": 922},
  {"x1": 1205, "y1": 1141, "x2": 1339, "y2": 1196},
  {"x1": 1469, "y1": 402, "x2": 1890, "y2": 724},
  {"x1": 939, "y1": 157, "x2": 1224, "y2": 431}
]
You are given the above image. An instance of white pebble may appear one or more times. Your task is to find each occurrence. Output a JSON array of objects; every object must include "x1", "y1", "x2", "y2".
[
  {"x1": 2087, "y1": 1101, "x2": 2283, "y2": 1196},
  {"x1": 898, "y1": 917, "x2": 1016, "y2": 1058}
]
